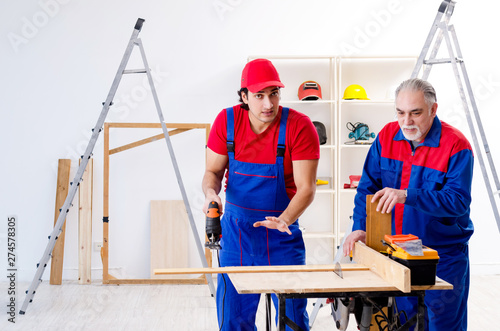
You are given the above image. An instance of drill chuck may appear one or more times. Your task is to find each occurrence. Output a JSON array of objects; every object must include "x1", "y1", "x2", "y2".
[{"x1": 205, "y1": 201, "x2": 222, "y2": 250}]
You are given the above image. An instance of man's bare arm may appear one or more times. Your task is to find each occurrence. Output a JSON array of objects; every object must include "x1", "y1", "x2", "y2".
[{"x1": 202, "y1": 148, "x2": 228, "y2": 214}]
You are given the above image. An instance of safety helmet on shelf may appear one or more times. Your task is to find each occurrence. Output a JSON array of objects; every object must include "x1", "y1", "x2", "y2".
[
  {"x1": 342, "y1": 84, "x2": 369, "y2": 100},
  {"x1": 312, "y1": 121, "x2": 327, "y2": 145},
  {"x1": 298, "y1": 81, "x2": 322, "y2": 101}
]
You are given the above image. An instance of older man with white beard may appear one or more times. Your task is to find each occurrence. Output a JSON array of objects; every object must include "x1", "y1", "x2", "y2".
[{"x1": 343, "y1": 78, "x2": 474, "y2": 330}]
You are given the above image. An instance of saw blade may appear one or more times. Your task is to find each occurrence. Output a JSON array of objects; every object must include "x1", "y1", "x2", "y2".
[{"x1": 334, "y1": 262, "x2": 343, "y2": 279}]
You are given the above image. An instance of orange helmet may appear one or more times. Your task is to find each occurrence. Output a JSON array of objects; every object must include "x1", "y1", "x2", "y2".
[{"x1": 298, "y1": 81, "x2": 322, "y2": 100}]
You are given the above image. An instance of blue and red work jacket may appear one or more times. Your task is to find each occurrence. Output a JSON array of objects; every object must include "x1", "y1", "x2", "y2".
[{"x1": 352, "y1": 116, "x2": 474, "y2": 248}]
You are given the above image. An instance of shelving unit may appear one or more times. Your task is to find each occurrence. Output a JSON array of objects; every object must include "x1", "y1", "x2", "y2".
[
  {"x1": 337, "y1": 57, "x2": 417, "y2": 246},
  {"x1": 248, "y1": 56, "x2": 416, "y2": 264}
]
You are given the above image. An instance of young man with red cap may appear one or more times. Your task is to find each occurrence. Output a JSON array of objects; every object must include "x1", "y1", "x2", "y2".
[{"x1": 202, "y1": 58, "x2": 320, "y2": 330}]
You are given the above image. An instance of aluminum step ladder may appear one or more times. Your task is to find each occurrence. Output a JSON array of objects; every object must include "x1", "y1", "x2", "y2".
[
  {"x1": 411, "y1": 0, "x2": 500, "y2": 232},
  {"x1": 20, "y1": 18, "x2": 216, "y2": 315}
]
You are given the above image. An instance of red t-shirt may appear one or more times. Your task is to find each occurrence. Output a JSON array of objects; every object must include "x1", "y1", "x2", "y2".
[{"x1": 207, "y1": 104, "x2": 320, "y2": 199}]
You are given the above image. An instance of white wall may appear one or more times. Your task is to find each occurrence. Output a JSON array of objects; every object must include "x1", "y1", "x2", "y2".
[{"x1": 1, "y1": 0, "x2": 499, "y2": 282}]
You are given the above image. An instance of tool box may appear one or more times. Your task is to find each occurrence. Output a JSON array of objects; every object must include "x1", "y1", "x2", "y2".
[{"x1": 384, "y1": 234, "x2": 439, "y2": 286}]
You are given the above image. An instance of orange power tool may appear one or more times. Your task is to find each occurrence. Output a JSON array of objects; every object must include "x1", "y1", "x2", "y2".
[{"x1": 205, "y1": 201, "x2": 222, "y2": 250}]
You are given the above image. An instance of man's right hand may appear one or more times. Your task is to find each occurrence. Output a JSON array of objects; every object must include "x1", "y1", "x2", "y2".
[
  {"x1": 202, "y1": 193, "x2": 223, "y2": 215},
  {"x1": 343, "y1": 230, "x2": 366, "y2": 257}
]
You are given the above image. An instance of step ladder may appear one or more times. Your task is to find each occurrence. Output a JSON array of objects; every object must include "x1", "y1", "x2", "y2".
[
  {"x1": 411, "y1": 0, "x2": 500, "y2": 232},
  {"x1": 20, "y1": 18, "x2": 216, "y2": 315}
]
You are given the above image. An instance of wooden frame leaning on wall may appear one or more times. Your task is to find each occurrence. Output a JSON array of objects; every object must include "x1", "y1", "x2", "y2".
[{"x1": 102, "y1": 122, "x2": 211, "y2": 285}]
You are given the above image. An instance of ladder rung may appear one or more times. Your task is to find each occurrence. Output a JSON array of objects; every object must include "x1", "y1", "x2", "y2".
[
  {"x1": 123, "y1": 69, "x2": 147, "y2": 74},
  {"x1": 424, "y1": 58, "x2": 463, "y2": 65},
  {"x1": 494, "y1": 190, "x2": 500, "y2": 196}
]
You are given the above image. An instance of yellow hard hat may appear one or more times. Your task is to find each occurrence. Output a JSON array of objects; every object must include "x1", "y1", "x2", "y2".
[{"x1": 343, "y1": 84, "x2": 369, "y2": 100}]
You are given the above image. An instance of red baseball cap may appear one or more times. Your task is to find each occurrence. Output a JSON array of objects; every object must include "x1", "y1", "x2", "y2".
[{"x1": 241, "y1": 59, "x2": 284, "y2": 93}]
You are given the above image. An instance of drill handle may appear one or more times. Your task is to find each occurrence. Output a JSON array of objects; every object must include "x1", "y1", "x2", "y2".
[{"x1": 206, "y1": 201, "x2": 220, "y2": 217}]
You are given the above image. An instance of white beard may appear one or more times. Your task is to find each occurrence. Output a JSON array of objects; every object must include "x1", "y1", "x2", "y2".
[{"x1": 401, "y1": 125, "x2": 423, "y2": 141}]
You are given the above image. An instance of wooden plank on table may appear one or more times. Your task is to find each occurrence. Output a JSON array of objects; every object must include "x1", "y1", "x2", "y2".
[
  {"x1": 78, "y1": 158, "x2": 93, "y2": 285},
  {"x1": 353, "y1": 242, "x2": 411, "y2": 293},
  {"x1": 50, "y1": 159, "x2": 72, "y2": 285},
  {"x1": 229, "y1": 270, "x2": 397, "y2": 294},
  {"x1": 150, "y1": 201, "x2": 189, "y2": 279},
  {"x1": 366, "y1": 194, "x2": 392, "y2": 253},
  {"x1": 154, "y1": 264, "x2": 369, "y2": 275},
  {"x1": 228, "y1": 271, "x2": 452, "y2": 295}
]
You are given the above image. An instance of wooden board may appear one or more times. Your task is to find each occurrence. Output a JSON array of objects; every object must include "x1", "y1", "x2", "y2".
[
  {"x1": 228, "y1": 270, "x2": 451, "y2": 295},
  {"x1": 366, "y1": 194, "x2": 392, "y2": 253},
  {"x1": 106, "y1": 278, "x2": 207, "y2": 285},
  {"x1": 78, "y1": 158, "x2": 93, "y2": 285},
  {"x1": 109, "y1": 129, "x2": 190, "y2": 155},
  {"x1": 353, "y1": 242, "x2": 411, "y2": 293},
  {"x1": 103, "y1": 123, "x2": 110, "y2": 282},
  {"x1": 154, "y1": 264, "x2": 369, "y2": 275},
  {"x1": 50, "y1": 159, "x2": 71, "y2": 285},
  {"x1": 150, "y1": 200, "x2": 189, "y2": 279}
]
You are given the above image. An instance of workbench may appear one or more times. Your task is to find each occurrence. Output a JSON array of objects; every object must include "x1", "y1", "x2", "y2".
[
  {"x1": 154, "y1": 242, "x2": 453, "y2": 330},
  {"x1": 228, "y1": 268, "x2": 452, "y2": 331}
]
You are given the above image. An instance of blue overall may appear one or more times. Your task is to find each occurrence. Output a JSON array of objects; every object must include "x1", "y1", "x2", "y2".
[{"x1": 216, "y1": 107, "x2": 309, "y2": 330}]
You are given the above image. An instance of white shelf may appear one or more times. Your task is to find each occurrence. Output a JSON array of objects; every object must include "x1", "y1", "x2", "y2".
[
  {"x1": 340, "y1": 144, "x2": 373, "y2": 149},
  {"x1": 316, "y1": 189, "x2": 335, "y2": 194},
  {"x1": 340, "y1": 189, "x2": 358, "y2": 194},
  {"x1": 303, "y1": 232, "x2": 336, "y2": 239},
  {"x1": 281, "y1": 100, "x2": 336, "y2": 104},
  {"x1": 340, "y1": 99, "x2": 395, "y2": 104}
]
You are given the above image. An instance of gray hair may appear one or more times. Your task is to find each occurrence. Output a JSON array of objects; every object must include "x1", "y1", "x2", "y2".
[{"x1": 395, "y1": 78, "x2": 437, "y2": 109}]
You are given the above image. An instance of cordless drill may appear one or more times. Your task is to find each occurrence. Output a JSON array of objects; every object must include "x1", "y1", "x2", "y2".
[{"x1": 205, "y1": 201, "x2": 222, "y2": 250}]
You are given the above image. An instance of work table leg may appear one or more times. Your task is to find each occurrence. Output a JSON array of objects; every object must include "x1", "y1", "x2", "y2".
[
  {"x1": 266, "y1": 294, "x2": 272, "y2": 331},
  {"x1": 277, "y1": 294, "x2": 304, "y2": 331}
]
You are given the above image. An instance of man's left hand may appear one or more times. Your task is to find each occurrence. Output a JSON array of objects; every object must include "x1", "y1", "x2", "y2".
[
  {"x1": 372, "y1": 187, "x2": 407, "y2": 214},
  {"x1": 253, "y1": 216, "x2": 292, "y2": 235}
]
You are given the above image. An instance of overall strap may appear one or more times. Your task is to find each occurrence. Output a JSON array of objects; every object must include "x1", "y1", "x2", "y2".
[
  {"x1": 277, "y1": 107, "x2": 289, "y2": 158},
  {"x1": 226, "y1": 107, "x2": 235, "y2": 157}
]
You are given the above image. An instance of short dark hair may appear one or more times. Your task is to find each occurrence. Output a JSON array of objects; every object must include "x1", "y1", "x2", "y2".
[{"x1": 237, "y1": 88, "x2": 249, "y2": 110}]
